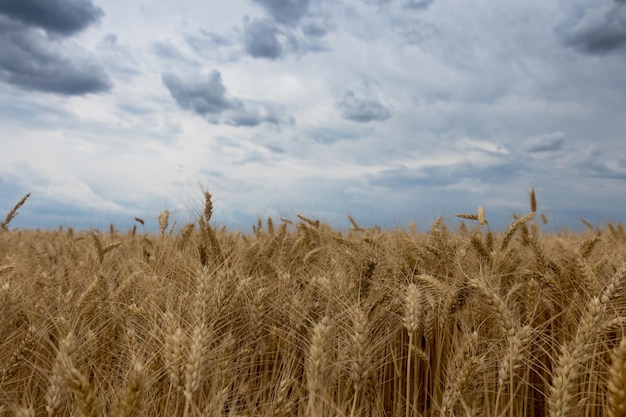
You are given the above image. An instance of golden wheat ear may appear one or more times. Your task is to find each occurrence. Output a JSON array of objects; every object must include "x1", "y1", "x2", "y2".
[{"x1": 1, "y1": 192, "x2": 31, "y2": 231}]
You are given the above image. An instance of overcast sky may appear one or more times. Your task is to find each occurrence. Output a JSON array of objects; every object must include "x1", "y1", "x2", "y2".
[{"x1": 1, "y1": 0, "x2": 625, "y2": 232}]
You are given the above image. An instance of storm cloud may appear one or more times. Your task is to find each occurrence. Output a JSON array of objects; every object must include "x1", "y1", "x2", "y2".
[
  {"x1": 162, "y1": 71, "x2": 235, "y2": 115},
  {"x1": 337, "y1": 90, "x2": 391, "y2": 123},
  {"x1": 243, "y1": 19, "x2": 283, "y2": 59},
  {"x1": 560, "y1": 0, "x2": 626, "y2": 54},
  {"x1": 162, "y1": 70, "x2": 291, "y2": 127},
  {"x1": 0, "y1": 0, "x2": 103, "y2": 36},
  {"x1": 0, "y1": 0, "x2": 110, "y2": 94},
  {"x1": 252, "y1": 0, "x2": 310, "y2": 26},
  {"x1": 0, "y1": 16, "x2": 110, "y2": 94}
]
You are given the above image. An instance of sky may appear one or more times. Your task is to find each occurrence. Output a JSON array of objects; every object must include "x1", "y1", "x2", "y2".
[{"x1": 1, "y1": 0, "x2": 625, "y2": 233}]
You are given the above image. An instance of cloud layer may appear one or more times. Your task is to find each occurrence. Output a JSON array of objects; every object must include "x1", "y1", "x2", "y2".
[{"x1": 1, "y1": 0, "x2": 625, "y2": 232}]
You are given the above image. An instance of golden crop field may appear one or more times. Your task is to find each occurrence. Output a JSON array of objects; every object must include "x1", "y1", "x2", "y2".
[{"x1": 1, "y1": 191, "x2": 625, "y2": 417}]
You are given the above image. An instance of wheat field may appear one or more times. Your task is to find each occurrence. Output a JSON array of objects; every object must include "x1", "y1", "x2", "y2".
[{"x1": 1, "y1": 190, "x2": 625, "y2": 417}]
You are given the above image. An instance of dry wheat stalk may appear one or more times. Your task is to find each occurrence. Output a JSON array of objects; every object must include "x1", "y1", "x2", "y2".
[
  {"x1": 441, "y1": 331, "x2": 481, "y2": 417},
  {"x1": 469, "y1": 278, "x2": 516, "y2": 337},
  {"x1": 576, "y1": 253, "x2": 600, "y2": 297},
  {"x1": 403, "y1": 283, "x2": 423, "y2": 417},
  {"x1": 530, "y1": 188, "x2": 537, "y2": 213},
  {"x1": 203, "y1": 386, "x2": 230, "y2": 417},
  {"x1": 307, "y1": 316, "x2": 331, "y2": 416},
  {"x1": 581, "y1": 218, "x2": 594, "y2": 230},
  {"x1": 350, "y1": 306, "x2": 372, "y2": 417},
  {"x1": 403, "y1": 283, "x2": 422, "y2": 334},
  {"x1": 498, "y1": 325, "x2": 532, "y2": 388},
  {"x1": 184, "y1": 323, "x2": 209, "y2": 403},
  {"x1": 548, "y1": 296, "x2": 605, "y2": 417},
  {"x1": 12, "y1": 406, "x2": 35, "y2": 417},
  {"x1": 46, "y1": 334, "x2": 76, "y2": 417},
  {"x1": 164, "y1": 323, "x2": 185, "y2": 391},
  {"x1": 601, "y1": 263, "x2": 626, "y2": 305},
  {"x1": 1, "y1": 193, "x2": 30, "y2": 231},
  {"x1": 1, "y1": 325, "x2": 35, "y2": 384},
  {"x1": 203, "y1": 191, "x2": 213, "y2": 223},
  {"x1": 159, "y1": 210, "x2": 170, "y2": 236},
  {"x1": 500, "y1": 212, "x2": 535, "y2": 252},
  {"x1": 65, "y1": 366, "x2": 100, "y2": 417},
  {"x1": 271, "y1": 378, "x2": 296, "y2": 417},
  {"x1": 90, "y1": 231, "x2": 105, "y2": 264},
  {"x1": 608, "y1": 337, "x2": 626, "y2": 417},
  {"x1": 113, "y1": 360, "x2": 145, "y2": 417}
]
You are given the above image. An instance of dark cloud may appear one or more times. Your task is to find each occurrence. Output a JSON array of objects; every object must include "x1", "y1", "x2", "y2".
[
  {"x1": 243, "y1": 19, "x2": 282, "y2": 59},
  {"x1": 573, "y1": 148, "x2": 626, "y2": 179},
  {"x1": 226, "y1": 102, "x2": 287, "y2": 127},
  {"x1": 0, "y1": 16, "x2": 111, "y2": 94},
  {"x1": 0, "y1": 0, "x2": 110, "y2": 95},
  {"x1": 252, "y1": 0, "x2": 310, "y2": 26},
  {"x1": 301, "y1": 22, "x2": 327, "y2": 38},
  {"x1": 162, "y1": 71, "x2": 235, "y2": 115},
  {"x1": 367, "y1": 161, "x2": 522, "y2": 190},
  {"x1": 154, "y1": 41, "x2": 186, "y2": 61},
  {"x1": 528, "y1": 138, "x2": 565, "y2": 153},
  {"x1": 403, "y1": 0, "x2": 434, "y2": 10},
  {"x1": 162, "y1": 70, "x2": 291, "y2": 127},
  {"x1": 337, "y1": 90, "x2": 391, "y2": 123},
  {"x1": 0, "y1": 0, "x2": 103, "y2": 36},
  {"x1": 560, "y1": 1, "x2": 626, "y2": 54}
]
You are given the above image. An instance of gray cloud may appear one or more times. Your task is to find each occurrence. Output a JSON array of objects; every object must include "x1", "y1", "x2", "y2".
[
  {"x1": 0, "y1": 16, "x2": 111, "y2": 94},
  {"x1": 560, "y1": 1, "x2": 626, "y2": 54},
  {"x1": 527, "y1": 132, "x2": 566, "y2": 153},
  {"x1": 252, "y1": 0, "x2": 310, "y2": 26},
  {"x1": 0, "y1": 0, "x2": 110, "y2": 95},
  {"x1": 403, "y1": 0, "x2": 434, "y2": 10},
  {"x1": 573, "y1": 148, "x2": 626, "y2": 179},
  {"x1": 367, "y1": 160, "x2": 523, "y2": 190},
  {"x1": 226, "y1": 101, "x2": 291, "y2": 127},
  {"x1": 0, "y1": 0, "x2": 103, "y2": 36},
  {"x1": 162, "y1": 70, "x2": 235, "y2": 115},
  {"x1": 243, "y1": 19, "x2": 282, "y2": 59},
  {"x1": 162, "y1": 70, "x2": 291, "y2": 127},
  {"x1": 301, "y1": 22, "x2": 327, "y2": 37},
  {"x1": 337, "y1": 90, "x2": 391, "y2": 123},
  {"x1": 306, "y1": 127, "x2": 361, "y2": 144}
]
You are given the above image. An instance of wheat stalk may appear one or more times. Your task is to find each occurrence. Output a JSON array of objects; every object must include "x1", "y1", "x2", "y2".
[
  {"x1": 306, "y1": 316, "x2": 331, "y2": 416},
  {"x1": 159, "y1": 210, "x2": 170, "y2": 236},
  {"x1": 403, "y1": 283, "x2": 423, "y2": 417},
  {"x1": 548, "y1": 296, "x2": 605, "y2": 417},
  {"x1": 350, "y1": 306, "x2": 372, "y2": 417},
  {"x1": 469, "y1": 278, "x2": 516, "y2": 337},
  {"x1": 113, "y1": 360, "x2": 145, "y2": 417},
  {"x1": 1, "y1": 193, "x2": 30, "y2": 231},
  {"x1": 500, "y1": 212, "x2": 536, "y2": 252},
  {"x1": 441, "y1": 331, "x2": 481, "y2": 417},
  {"x1": 608, "y1": 337, "x2": 626, "y2": 417}
]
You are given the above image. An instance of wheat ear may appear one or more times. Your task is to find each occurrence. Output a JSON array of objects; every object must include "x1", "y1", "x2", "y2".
[
  {"x1": 403, "y1": 283, "x2": 423, "y2": 417},
  {"x1": 350, "y1": 307, "x2": 372, "y2": 417},
  {"x1": 1, "y1": 193, "x2": 30, "y2": 231},
  {"x1": 608, "y1": 337, "x2": 626, "y2": 417},
  {"x1": 306, "y1": 316, "x2": 331, "y2": 416},
  {"x1": 113, "y1": 360, "x2": 145, "y2": 417},
  {"x1": 548, "y1": 296, "x2": 605, "y2": 417},
  {"x1": 441, "y1": 331, "x2": 481, "y2": 417},
  {"x1": 500, "y1": 212, "x2": 535, "y2": 252}
]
